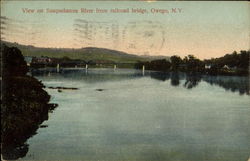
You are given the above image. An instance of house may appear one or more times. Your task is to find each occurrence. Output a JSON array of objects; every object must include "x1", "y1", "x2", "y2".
[
  {"x1": 222, "y1": 65, "x2": 230, "y2": 70},
  {"x1": 205, "y1": 64, "x2": 212, "y2": 69},
  {"x1": 32, "y1": 57, "x2": 52, "y2": 64}
]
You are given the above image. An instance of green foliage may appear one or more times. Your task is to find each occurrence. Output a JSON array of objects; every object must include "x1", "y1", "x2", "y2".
[
  {"x1": 136, "y1": 50, "x2": 249, "y2": 76},
  {"x1": 148, "y1": 59, "x2": 172, "y2": 71},
  {"x1": 2, "y1": 45, "x2": 28, "y2": 76},
  {"x1": 183, "y1": 55, "x2": 204, "y2": 73},
  {"x1": 135, "y1": 59, "x2": 171, "y2": 72},
  {"x1": 1, "y1": 44, "x2": 56, "y2": 160},
  {"x1": 170, "y1": 55, "x2": 183, "y2": 71},
  {"x1": 205, "y1": 50, "x2": 249, "y2": 75}
]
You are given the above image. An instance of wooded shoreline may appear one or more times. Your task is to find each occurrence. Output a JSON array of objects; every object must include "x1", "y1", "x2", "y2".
[{"x1": 1, "y1": 44, "x2": 58, "y2": 160}]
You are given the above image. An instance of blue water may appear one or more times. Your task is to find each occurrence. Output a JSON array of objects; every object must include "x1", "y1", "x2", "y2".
[{"x1": 21, "y1": 69, "x2": 250, "y2": 161}]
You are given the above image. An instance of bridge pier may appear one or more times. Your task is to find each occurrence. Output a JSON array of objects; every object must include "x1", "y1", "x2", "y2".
[
  {"x1": 142, "y1": 65, "x2": 145, "y2": 76},
  {"x1": 85, "y1": 64, "x2": 88, "y2": 74},
  {"x1": 56, "y1": 64, "x2": 60, "y2": 73}
]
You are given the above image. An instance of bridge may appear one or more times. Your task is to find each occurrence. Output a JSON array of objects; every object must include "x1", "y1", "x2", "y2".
[{"x1": 55, "y1": 63, "x2": 145, "y2": 75}]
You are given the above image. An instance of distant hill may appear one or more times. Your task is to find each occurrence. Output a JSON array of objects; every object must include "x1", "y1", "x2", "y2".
[
  {"x1": 141, "y1": 55, "x2": 170, "y2": 60},
  {"x1": 1, "y1": 41, "x2": 169, "y2": 63}
]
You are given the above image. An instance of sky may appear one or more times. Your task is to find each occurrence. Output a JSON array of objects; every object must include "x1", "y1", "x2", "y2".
[{"x1": 1, "y1": 1, "x2": 249, "y2": 59}]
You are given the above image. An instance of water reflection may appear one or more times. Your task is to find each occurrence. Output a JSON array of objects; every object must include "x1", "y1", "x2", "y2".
[
  {"x1": 170, "y1": 72, "x2": 180, "y2": 86},
  {"x1": 150, "y1": 72, "x2": 170, "y2": 81},
  {"x1": 183, "y1": 74, "x2": 202, "y2": 89},
  {"x1": 2, "y1": 106, "x2": 56, "y2": 160},
  {"x1": 32, "y1": 68, "x2": 143, "y2": 83},
  {"x1": 148, "y1": 71, "x2": 248, "y2": 95},
  {"x1": 32, "y1": 69, "x2": 249, "y2": 95},
  {"x1": 1, "y1": 107, "x2": 56, "y2": 160},
  {"x1": 202, "y1": 76, "x2": 249, "y2": 95}
]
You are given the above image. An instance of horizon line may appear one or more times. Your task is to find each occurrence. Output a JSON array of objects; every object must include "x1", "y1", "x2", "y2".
[{"x1": 1, "y1": 40, "x2": 249, "y2": 60}]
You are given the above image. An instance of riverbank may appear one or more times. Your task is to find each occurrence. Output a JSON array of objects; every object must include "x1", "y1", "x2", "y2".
[
  {"x1": 135, "y1": 51, "x2": 249, "y2": 76},
  {"x1": 1, "y1": 45, "x2": 57, "y2": 160}
]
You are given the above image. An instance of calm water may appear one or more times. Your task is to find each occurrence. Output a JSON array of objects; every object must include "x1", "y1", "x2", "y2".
[{"x1": 20, "y1": 69, "x2": 249, "y2": 161}]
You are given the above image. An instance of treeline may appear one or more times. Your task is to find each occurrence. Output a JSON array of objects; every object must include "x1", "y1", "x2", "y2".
[
  {"x1": 135, "y1": 50, "x2": 249, "y2": 76},
  {"x1": 203, "y1": 50, "x2": 249, "y2": 75},
  {"x1": 1, "y1": 44, "x2": 57, "y2": 160}
]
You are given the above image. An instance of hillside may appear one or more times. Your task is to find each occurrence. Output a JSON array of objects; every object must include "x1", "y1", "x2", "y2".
[{"x1": 2, "y1": 41, "x2": 169, "y2": 63}]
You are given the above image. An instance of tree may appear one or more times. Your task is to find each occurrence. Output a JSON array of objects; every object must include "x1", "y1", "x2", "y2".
[
  {"x1": 184, "y1": 55, "x2": 204, "y2": 73},
  {"x1": 2, "y1": 45, "x2": 28, "y2": 76},
  {"x1": 170, "y1": 55, "x2": 183, "y2": 71},
  {"x1": 148, "y1": 59, "x2": 171, "y2": 72}
]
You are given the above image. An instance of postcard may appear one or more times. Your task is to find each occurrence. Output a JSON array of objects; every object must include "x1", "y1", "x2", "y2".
[{"x1": 1, "y1": 1, "x2": 249, "y2": 161}]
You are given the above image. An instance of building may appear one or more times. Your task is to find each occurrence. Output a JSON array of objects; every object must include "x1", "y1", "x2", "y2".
[
  {"x1": 32, "y1": 57, "x2": 52, "y2": 64},
  {"x1": 205, "y1": 64, "x2": 212, "y2": 69}
]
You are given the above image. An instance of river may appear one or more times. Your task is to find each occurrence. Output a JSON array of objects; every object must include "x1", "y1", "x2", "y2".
[{"x1": 20, "y1": 68, "x2": 250, "y2": 161}]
